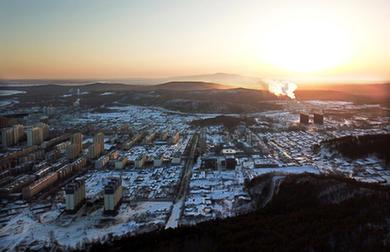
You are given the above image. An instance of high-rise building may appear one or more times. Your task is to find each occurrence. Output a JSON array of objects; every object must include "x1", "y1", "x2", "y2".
[
  {"x1": 0, "y1": 117, "x2": 9, "y2": 128},
  {"x1": 88, "y1": 143, "x2": 98, "y2": 159},
  {"x1": 43, "y1": 106, "x2": 55, "y2": 116},
  {"x1": 36, "y1": 122, "x2": 49, "y2": 140},
  {"x1": 313, "y1": 113, "x2": 324, "y2": 124},
  {"x1": 67, "y1": 133, "x2": 83, "y2": 160},
  {"x1": 27, "y1": 127, "x2": 43, "y2": 146},
  {"x1": 94, "y1": 132, "x2": 104, "y2": 154},
  {"x1": 103, "y1": 177, "x2": 122, "y2": 214},
  {"x1": 65, "y1": 179, "x2": 86, "y2": 213},
  {"x1": 13, "y1": 124, "x2": 24, "y2": 143},
  {"x1": 88, "y1": 132, "x2": 104, "y2": 159},
  {"x1": 71, "y1": 133, "x2": 83, "y2": 150},
  {"x1": 300, "y1": 113, "x2": 309, "y2": 124},
  {"x1": 66, "y1": 144, "x2": 78, "y2": 160},
  {"x1": 1, "y1": 127, "x2": 15, "y2": 147}
]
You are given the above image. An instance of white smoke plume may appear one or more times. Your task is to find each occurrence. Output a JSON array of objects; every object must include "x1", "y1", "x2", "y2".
[{"x1": 266, "y1": 79, "x2": 297, "y2": 99}]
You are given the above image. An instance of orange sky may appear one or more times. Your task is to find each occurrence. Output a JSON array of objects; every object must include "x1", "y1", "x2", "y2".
[{"x1": 1, "y1": 0, "x2": 389, "y2": 83}]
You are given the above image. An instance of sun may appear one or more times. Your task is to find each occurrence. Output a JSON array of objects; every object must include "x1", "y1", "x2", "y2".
[{"x1": 257, "y1": 20, "x2": 352, "y2": 74}]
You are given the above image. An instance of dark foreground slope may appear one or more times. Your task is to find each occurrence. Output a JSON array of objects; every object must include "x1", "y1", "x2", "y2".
[
  {"x1": 319, "y1": 134, "x2": 390, "y2": 163},
  {"x1": 87, "y1": 174, "x2": 390, "y2": 252}
]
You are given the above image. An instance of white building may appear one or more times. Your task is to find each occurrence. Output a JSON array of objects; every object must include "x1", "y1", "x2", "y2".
[
  {"x1": 65, "y1": 179, "x2": 86, "y2": 213},
  {"x1": 27, "y1": 126, "x2": 43, "y2": 146},
  {"x1": 103, "y1": 177, "x2": 122, "y2": 214},
  {"x1": 95, "y1": 155, "x2": 110, "y2": 169},
  {"x1": 115, "y1": 157, "x2": 128, "y2": 169}
]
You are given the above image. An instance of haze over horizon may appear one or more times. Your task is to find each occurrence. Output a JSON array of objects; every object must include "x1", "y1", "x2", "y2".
[{"x1": 1, "y1": 0, "x2": 390, "y2": 84}]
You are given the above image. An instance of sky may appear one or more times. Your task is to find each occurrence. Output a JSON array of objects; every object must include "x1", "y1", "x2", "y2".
[{"x1": 0, "y1": 0, "x2": 389, "y2": 83}]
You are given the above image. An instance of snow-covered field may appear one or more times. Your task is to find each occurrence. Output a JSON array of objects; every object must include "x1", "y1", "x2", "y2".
[
  {"x1": 182, "y1": 161, "x2": 320, "y2": 225},
  {"x1": 83, "y1": 166, "x2": 182, "y2": 200},
  {"x1": 0, "y1": 201, "x2": 172, "y2": 250},
  {"x1": 0, "y1": 90, "x2": 26, "y2": 96}
]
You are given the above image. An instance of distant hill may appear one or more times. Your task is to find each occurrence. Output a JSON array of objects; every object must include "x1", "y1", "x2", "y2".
[
  {"x1": 1, "y1": 80, "x2": 388, "y2": 112},
  {"x1": 300, "y1": 83, "x2": 390, "y2": 100},
  {"x1": 296, "y1": 83, "x2": 390, "y2": 105},
  {"x1": 78, "y1": 81, "x2": 233, "y2": 91},
  {"x1": 167, "y1": 73, "x2": 266, "y2": 89},
  {"x1": 0, "y1": 81, "x2": 232, "y2": 93},
  {"x1": 153, "y1": 81, "x2": 233, "y2": 91},
  {"x1": 0, "y1": 73, "x2": 267, "y2": 89}
]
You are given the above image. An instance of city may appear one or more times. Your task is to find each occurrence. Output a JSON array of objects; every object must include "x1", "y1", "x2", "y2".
[
  {"x1": 1, "y1": 0, "x2": 390, "y2": 251},
  {"x1": 0, "y1": 84, "x2": 388, "y2": 250}
]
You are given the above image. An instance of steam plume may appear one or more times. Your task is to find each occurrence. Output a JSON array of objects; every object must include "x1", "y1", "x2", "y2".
[{"x1": 266, "y1": 79, "x2": 297, "y2": 99}]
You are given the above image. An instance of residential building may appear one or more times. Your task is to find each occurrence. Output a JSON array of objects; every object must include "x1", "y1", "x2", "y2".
[
  {"x1": 65, "y1": 179, "x2": 86, "y2": 213},
  {"x1": 314, "y1": 113, "x2": 324, "y2": 124},
  {"x1": 2, "y1": 127, "x2": 15, "y2": 147},
  {"x1": 300, "y1": 113, "x2": 309, "y2": 124},
  {"x1": 103, "y1": 177, "x2": 122, "y2": 214},
  {"x1": 27, "y1": 127, "x2": 43, "y2": 146}
]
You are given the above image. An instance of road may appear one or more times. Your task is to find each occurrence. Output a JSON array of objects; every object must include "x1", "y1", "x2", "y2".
[{"x1": 165, "y1": 133, "x2": 198, "y2": 229}]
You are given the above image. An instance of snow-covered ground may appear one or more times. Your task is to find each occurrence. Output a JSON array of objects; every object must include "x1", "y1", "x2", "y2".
[
  {"x1": 0, "y1": 90, "x2": 26, "y2": 96},
  {"x1": 249, "y1": 166, "x2": 319, "y2": 179},
  {"x1": 0, "y1": 201, "x2": 172, "y2": 250},
  {"x1": 82, "y1": 167, "x2": 183, "y2": 200},
  {"x1": 1, "y1": 101, "x2": 389, "y2": 250}
]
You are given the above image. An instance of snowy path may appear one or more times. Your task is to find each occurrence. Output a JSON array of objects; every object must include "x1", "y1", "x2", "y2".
[
  {"x1": 262, "y1": 176, "x2": 284, "y2": 207},
  {"x1": 165, "y1": 198, "x2": 184, "y2": 229},
  {"x1": 165, "y1": 134, "x2": 198, "y2": 229}
]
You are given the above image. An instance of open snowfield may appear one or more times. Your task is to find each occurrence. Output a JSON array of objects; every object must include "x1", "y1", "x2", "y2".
[{"x1": 0, "y1": 201, "x2": 172, "y2": 250}]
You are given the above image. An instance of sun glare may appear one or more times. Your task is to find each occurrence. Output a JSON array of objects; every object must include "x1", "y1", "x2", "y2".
[{"x1": 258, "y1": 20, "x2": 353, "y2": 74}]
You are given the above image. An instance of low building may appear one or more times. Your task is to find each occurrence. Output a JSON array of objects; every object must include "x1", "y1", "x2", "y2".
[
  {"x1": 95, "y1": 155, "x2": 110, "y2": 169},
  {"x1": 0, "y1": 175, "x2": 35, "y2": 198},
  {"x1": 253, "y1": 158, "x2": 279, "y2": 168},
  {"x1": 22, "y1": 172, "x2": 58, "y2": 200},
  {"x1": 153, "y1": 155, "x2": 162, "y2": 167},
  {"x1": 202, "y1": 156, "x2": 218, "y2": 169},
  {"x1": 225, "y1": 156, "x2": 236, "y2": 169},
  {"x1": 145, "y1": 132, "x2": 157, "y2": 145},
  {"x1": 65, "y1": 179, "x2": 86, "y2": 213},
  {"x1": 135, "y1": 155, "x2": 147, "y2": 168},
  {"x1": 171, "y1": 152, "x2": 182, "y2": 165},
  {"x1": 115, "y1": 157, "x2": 128, "y2": 169},
  {"x1": 103, "y1": 177, "x2": 122, "y2": 214},
  {"x1": 171, "y1": 132, "x2": 180, "y2": 144},
  {"x1": 222, "y1": 148, "x2": 236, "y2": 155},
  {"x1": 160, "y1": 131, "x2": 169, "y2": 141}
]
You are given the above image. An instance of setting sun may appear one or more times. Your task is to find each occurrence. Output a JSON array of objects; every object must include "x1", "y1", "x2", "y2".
[
  {"x1": 251, "y1": 10, "x2": 354, "y2": 74},
  {"x1": 262, "y1": 25, "x2": 351, "y2": 73},
  {"x1": 0, "y1": 0, "x2": 389, "y2": 82}
]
